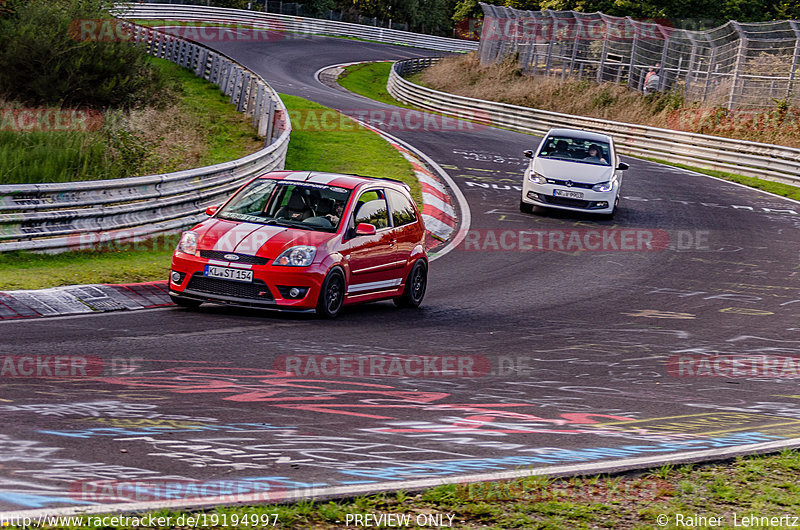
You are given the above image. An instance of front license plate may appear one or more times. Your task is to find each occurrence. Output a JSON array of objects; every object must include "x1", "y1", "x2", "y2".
[
  {"x1": 554, "y1": 189, "x2": 584, "y2": 199},
  {"x1": 204, "y1": 265, "x2": 253, "y2": 282}
]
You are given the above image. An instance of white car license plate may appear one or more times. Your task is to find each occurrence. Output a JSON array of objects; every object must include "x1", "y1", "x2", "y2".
[
  {"x1": 554, "y1": 189, "x2": 584, "y2": 199},
  {"x1": 204, "y1": 265, "x2": 253, "y2": 282}
]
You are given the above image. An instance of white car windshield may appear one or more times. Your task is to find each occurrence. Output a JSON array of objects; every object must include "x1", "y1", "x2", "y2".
[
  {"x1": 217, "y1": 180, "x2": 352, "y2": 232},
  {"x1": 538, "y1": 136, "x2": 611, "y2": 166}
]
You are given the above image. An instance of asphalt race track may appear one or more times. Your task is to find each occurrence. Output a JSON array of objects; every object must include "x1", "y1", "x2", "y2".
[{"x1": 1, "y1": 29, "x2": 800, "y2": 514}]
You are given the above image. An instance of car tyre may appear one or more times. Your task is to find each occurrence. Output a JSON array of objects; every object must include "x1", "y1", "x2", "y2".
[
  {"x1": 316, "y1": 268, "x2": 345, "y2": 318},
  {"x1": 394, "y1": 260, "x2": 427, "y2": 308},
  {"x1": 170, "y1": 295, "x2": 201, "y2": 309},
  {"x1": 519, "y1": 200, "x2": 533, "y2": 214},
  {"x1": 532, "y1": 205, "x2": 549, "y2": 216},
  {"x1": 600, "y1": 196, "x2": 619, "y2": 220}
]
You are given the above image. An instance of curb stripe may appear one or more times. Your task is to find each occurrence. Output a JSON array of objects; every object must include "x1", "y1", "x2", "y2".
[
  {"x1": 415, "y1": 171, "x2": 448, "y2": 195},
  {"x1": 422, "y1": 215, "x2": 455, "y2": 241},
  {"x1": 423, "y1": 195, "x2": 456, "y2": 218},
  {"x1": 421, "y1": 182, "x2": 450, "y2": 204}
]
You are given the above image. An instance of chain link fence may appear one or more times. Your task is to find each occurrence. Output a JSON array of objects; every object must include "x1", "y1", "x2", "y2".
[{"x1": 478, "y1": 3, "x2": 800, "y2": 109}]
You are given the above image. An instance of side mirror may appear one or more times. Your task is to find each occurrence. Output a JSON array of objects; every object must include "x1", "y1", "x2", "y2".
[
  {"x1": 617, "y1": 162, "x2": 629, "y2": 171},
  {"x1": 205, "y1": 205, "x2": 219, "y2": 216},
  {"x1": 523, "y1": 149, "x2": 534, "y2": 158},
  {"x1": 355, "y1": 223, "x2": 377, "y2": 236}
]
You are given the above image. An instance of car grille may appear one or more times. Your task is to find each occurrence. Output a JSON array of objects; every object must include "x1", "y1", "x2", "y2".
[
  {"x1": 547, "y1": 179, "x2": 594, "y2": 190},
  {"x1": 186, "y1": 274, "x2": 274, "y2": 301},
  {"x1": 199, "y1": 250, "x2": 269, "y2": 266},
  {"x1": 534, "y1": 193, "x2": 608, "y2": 210},
  {"x1": 542, "y1": 195, "x2": 592, "y2": 208}
]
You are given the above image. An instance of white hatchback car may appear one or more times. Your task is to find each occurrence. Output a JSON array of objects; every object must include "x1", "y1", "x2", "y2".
[{"x1": 520, "y1": 128, "x2": 629, "y2": 218}]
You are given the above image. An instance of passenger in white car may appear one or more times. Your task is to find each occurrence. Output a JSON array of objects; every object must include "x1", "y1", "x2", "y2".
[{"x1": 584, "y1": 144, "x2": 607, "y2": 164}]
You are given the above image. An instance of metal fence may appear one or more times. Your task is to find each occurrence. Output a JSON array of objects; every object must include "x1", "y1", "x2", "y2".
[
  {"x1": 388, "y1": 57, "x2": 800, "y2": 185},
  {"x1": 0, "y1": 22, "x2": 291, "y2": 253},
  {"x1": 478, "y1": 3, "x2": 800, "y2": 109},
  {"x1": 115, "y1": 2, "x2": 478, "y2": 53}
]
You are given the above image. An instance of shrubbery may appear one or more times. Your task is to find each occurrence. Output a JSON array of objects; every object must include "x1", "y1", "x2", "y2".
[{"x1": 0, "y1": 0, "x2": 170, "y2": 109}]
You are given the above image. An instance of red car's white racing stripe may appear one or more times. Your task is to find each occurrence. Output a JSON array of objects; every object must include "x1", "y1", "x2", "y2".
[
  {"x1": 231, "y1": 225, "x2": 287, "y2": 256},
  {"x1": 347, "y1": 278, "x2": 402, "y2": 294},
  {"x1": 212, "y1": 223, "x2": 265, "y2": 252},
  {"x1": 280, "y1": 171, "x2": 315, "y2": 182}
]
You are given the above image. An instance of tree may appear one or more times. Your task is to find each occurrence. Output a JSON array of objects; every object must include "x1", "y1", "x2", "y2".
[
  {"x1": 304, "y1": 0, "x2": 337, "y2": 16},
  {"x1": 0, "y1": 0, "x2": 170, "y2": 109}
]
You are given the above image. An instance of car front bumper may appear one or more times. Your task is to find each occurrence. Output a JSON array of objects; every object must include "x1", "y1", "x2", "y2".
[
  {"x1": 521, "y1": 180, "x2": 618, "y2": 214},
  {"x1": 169, "y1": 251, "x2": 327, "y2": 310}
]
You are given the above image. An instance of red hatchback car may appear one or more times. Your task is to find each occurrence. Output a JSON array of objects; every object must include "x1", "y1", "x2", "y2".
[{"x1": 169, "y1": 171, "x2": 428, "y2": 317}]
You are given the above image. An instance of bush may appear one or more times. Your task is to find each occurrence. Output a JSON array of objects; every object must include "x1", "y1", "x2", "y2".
[{"x1": 0, "y1": 0, "x2": 171, "y2": 109}]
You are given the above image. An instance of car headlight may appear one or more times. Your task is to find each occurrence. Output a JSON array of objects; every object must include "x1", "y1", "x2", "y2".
[
  {"x1": 592, "y1": 181, "x2": 614, "y2": 192},
  {"x1": 275, "y1": 246, "x2": 316, "y2": 267},
  {"x1": 529, "y1": 172, "x2": 547, "y2": 184},
  {"x1": 177, "y1": 231, "x2": 198, "y2": 255}
]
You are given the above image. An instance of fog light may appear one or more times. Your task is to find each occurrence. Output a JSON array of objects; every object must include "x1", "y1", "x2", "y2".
[
  {"x1": 597, "y1": 201, "x2": 608, "y2": 208},
  {"x1": 527, "y1": 191, "x2": 537, "y2": 200},
  {"x1": 276, "y1": 286, "x2": 309, "y2": 299},
  {"x1": 171, "y1": 271, "x2": 183, "y2": 284}
]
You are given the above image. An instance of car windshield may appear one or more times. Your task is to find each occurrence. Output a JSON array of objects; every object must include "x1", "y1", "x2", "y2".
[
  {"x1": 216, "y1": 180, "x2": 352, "y2": 232},
  {"x1": 538, "y1": 136, "x2": 611, "y2": 166}
]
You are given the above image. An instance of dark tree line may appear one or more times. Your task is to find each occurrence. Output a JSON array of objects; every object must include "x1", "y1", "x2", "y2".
[{"x1": 452, "y1": 0, "x2": 799, "y2": 26}]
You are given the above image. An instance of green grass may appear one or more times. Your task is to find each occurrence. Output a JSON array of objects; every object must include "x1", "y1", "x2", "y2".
[
  {"x1": 159, "y1": 59, "x2": 262, "y2": 168},
  {"x1": 337, "y1": 62, "x2": 409, "y2": 108},
  {"x1": 0, "y1": 95, "x2": 419, "y2": 290},
  {"x1": 0, "y1": 58, "x2": 261, "y2": 185},
  {"x1": 0, "y1": 128, "x2": 119, "y2": 185},
  {"x1": 280, "y1": 93, "x2": 420, "y2": 205},
  {"x1": 0, "y1": 238, "x2": 178, "y2": 290},
  {"x1": 14, "y1": 450, "x2": 800, "y2": 529}
]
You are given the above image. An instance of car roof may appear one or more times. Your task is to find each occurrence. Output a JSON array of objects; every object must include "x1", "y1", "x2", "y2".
[
  {"x1": 546, "y1": 128, "x2": 613, "y2": 143},
  {"x1": 257, "y1": 171, "x2": 410, "y2": 191}
]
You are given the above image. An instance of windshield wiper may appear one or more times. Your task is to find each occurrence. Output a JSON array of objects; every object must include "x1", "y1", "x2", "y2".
[{"x1": 267, "y1": 218, "x2": 318, "y2": 231}]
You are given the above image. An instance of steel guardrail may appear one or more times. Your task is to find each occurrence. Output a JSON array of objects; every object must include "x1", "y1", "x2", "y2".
[
  {"x1": 0, "y1": 22, "x2": 291, "y2": 253},
  {"x1": 388, "y1": 57, "x2": 800, "y2": 186},
  {"x1": 114, "y1": 3, "x2": 478, "y2": 53}
]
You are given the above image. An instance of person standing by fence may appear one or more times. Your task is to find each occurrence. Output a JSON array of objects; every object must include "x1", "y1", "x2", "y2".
[{"x1": 644, "y1": 64, "x2": 661, "y2": 95}]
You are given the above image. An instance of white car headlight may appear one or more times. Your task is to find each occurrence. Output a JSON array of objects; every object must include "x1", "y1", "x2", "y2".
[
  {"x1": 592, "y1": 181, "x2": 614, "y2": 192},
  {"x1": 529, "y1": 172, "x2": 546, "y2": 184},
  {"x1": 177, "y1": 231, "x2": 198, "y2": 255},
  {"x1": 275, "y1": 246, "x2": 316, "y2": 267}
]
